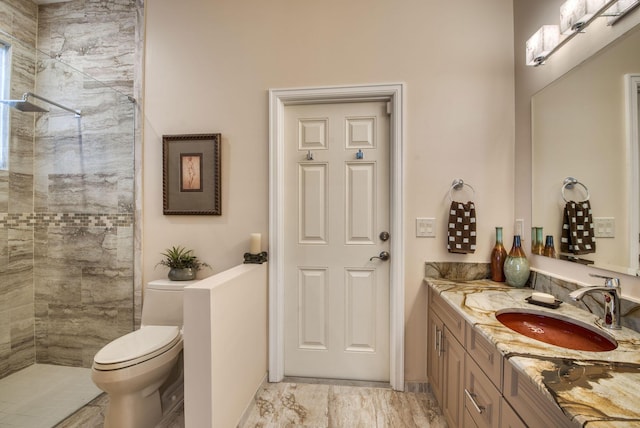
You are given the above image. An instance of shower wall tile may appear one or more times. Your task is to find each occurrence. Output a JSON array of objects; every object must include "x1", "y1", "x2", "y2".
[
  {"x1": 117, "y1": 225, "x2": 134, "y2": 263},
  {"x1": 0, "y1": 0, "x2": 37, "y2": 48},
  {"x1": 34, "y1": 222, "x2": 133, "y2": 366},
  {"x1": 48, "y1": 174, "x2": 120, "y2": 213},
  {"x1": 0, "y1": 225, "x2": 7, "y2": 272},
  {"x1": 8, "y1": 225, "x2": 34, "y2": 264},
  {"x1": 37, "y1": 0, "x2": 137, "y2": 95},
  {"x1": 34, "y1": 266, "x2": 83, "y2": 307},
  {"x1": 0, "y1": 300, "x2": 10, "y2": 377},
  {"x1": 8, "y1": 41, "x2": 37, "y2": 98},
  {"x1": 81, "y1": 305, "x2": 133, "y2": 367},
  {"x1": 0, "y1": 0, "x2": 139, "y2": 376},
  {"x1": 9, "y1": 127, "x2": 35, "y2": 176},
  {"x1": 34, "y1": 302, "x2": 49, "y2": 363},
  {"x1": 45, "y1": 226, "x2": 118, "y2": 266},
  {"x1": 38, "y1": 302, "x2": 132, "y2": 367},
  {"x1": 33, "y1": 132, "x2": 133, "y2": 177},
  {"x1": 9, "y1": 302, "x2": 35, "y2": 373},
  {"x1": 0, "y1": 173, "x2": 7, "y2": 212},
  {"x1": 41, "y1": 304, "x2": 85, "y2": 367},
  {"x1": 8, "y1": 172, "x2": 33, "y2": 213},
  {"x1": 81, "y1": 267, "x2": 133, "y2": 307}
]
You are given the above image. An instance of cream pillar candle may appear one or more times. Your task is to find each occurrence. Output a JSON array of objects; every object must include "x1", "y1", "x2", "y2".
[{"x1": 249, "y1": 233, "x2": 261, "y2": 254}]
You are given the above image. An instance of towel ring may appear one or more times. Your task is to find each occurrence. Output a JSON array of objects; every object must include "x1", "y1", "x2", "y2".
[
  {"x1": 449, "y1": 179, "x2": 476, "y2": 202},
  {"x1": 561, "y1": 177, "x2": 590, "y2": 202}
]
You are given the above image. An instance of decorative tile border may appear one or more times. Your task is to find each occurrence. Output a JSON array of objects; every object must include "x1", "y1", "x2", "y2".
[{"x1": 0, "y1": 212, "x2": 134, "y2": 229}]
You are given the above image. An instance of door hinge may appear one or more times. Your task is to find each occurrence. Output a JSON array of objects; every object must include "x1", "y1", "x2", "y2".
[{"x1": 386, "y1": 101, "x2": 392, "y2": 115}]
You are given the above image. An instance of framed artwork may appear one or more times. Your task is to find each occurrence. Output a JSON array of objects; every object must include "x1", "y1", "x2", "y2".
[{"x1": 162, "y1": 133, "x2": 221, "y2": 215}]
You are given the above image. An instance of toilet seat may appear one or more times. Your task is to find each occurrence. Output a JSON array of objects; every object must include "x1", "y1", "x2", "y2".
[{"x1": 93, "y1": 325, "x2": 182, "y2": 371}]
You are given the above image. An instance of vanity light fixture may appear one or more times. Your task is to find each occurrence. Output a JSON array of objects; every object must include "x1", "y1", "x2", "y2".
[
  {"x1": 526, "y1": 25, "x2": 561, "y2": 66},
  {"x1": 560, "y1": 0, "x2": 609, "y2": 34},
  {"x1": 604, "y1": 0, "x2": 640, "y2": 24},
  {"x1": 525, "y1": 0, "x2": 627, "y2": 66}
]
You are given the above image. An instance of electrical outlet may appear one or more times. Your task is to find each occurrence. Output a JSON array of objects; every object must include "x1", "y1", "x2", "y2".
[
  {"x1": 416, "y1": 218, "x2": 436, "y2": 238},
  {"x1": 594, "y1": 217, "x2": 615, "y2": 238},
  {"x1": 515, "y1": 219, "x2": 525, "y2": 238}
]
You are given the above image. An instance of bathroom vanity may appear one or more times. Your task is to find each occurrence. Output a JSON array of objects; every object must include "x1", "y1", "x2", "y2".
[{"x1": 425, "y1": 277, "x2": 640, "y2": 428}]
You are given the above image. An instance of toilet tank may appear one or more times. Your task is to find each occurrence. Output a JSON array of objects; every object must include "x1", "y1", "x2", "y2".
[{"x1": 141, "y1": 279, "x2": 197, "y2": 327}]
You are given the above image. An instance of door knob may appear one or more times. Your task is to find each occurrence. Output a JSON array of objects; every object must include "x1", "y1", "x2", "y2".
[
  {"x1": 379, "y1": 231, "x2": 390, "y2": 241},
  {"x1": 370, "y1": 251, "x2": 390, "y2": 261}
]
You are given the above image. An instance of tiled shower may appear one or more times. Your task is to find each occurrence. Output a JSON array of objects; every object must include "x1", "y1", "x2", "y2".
[{"x1": 0, "y1": 0, "x2": 140, "y2": 389}]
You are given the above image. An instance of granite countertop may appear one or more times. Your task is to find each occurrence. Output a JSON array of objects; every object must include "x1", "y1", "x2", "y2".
[{"x1": 425, "y1": 277, "x2": 640, "y2": 427}]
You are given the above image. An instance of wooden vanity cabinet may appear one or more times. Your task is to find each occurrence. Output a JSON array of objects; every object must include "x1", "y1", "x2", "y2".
[
  {"x1": 427, "y1": 285, "x2": 577, "y2": 428},
  {"x1": 427, "y1": 308, "x2": 465, "y2": 427},
  {"x1": 463, "y1": 354, "x2": 501, "y2": 428},
  {"x1": 500, "y1": 398, "x2": 527, "y2": 428},
  {"x1": 503, "y1": 361, "x2": 577, "y2": 428}
]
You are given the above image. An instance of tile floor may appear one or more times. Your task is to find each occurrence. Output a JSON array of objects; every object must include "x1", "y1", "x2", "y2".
[
  {"x1": 240, "y1": 380, "x2": 446, "y2": 427},
  {"x1": 0, "y1": 364, "x2": 101, "y2": 428},
  {"x1": 58, "y1": 379, "x2": 445, "y2": 428}
]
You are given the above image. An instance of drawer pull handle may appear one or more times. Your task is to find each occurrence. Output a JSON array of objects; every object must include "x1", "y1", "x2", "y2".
[
  {"x1": 464, "y1": 388, "x2": 485, "y2": 414},
  {"x1": 436, "y1": 328, "x2": 443, "y2": 357}
]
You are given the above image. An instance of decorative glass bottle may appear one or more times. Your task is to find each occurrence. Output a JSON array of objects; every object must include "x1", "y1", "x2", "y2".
[
  {"x1": 531, "y1": 227, "x2": 538, "y2": 254},
  {"x1": 503, "y1": 235, "x2": 530, "y2": 288},
  {"x1": 543, "y1": 235, "x2": 557, "y2": 258},
  {"x1": 534, "y1": 227, "x2": 544, "y2": 255},
  {"x1": 490, "y1": 227, "x2": 508, "y2": 282}
]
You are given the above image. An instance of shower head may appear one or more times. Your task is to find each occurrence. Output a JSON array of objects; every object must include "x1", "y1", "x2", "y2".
[
  {"x1": 0, "y1": 92, "x2": 80, "y2": 116},
  {"x1": 0, "y1": 98, "x2": 50, "y2": 113}
]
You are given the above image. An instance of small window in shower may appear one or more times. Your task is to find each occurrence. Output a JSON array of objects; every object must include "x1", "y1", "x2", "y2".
[{"x1": 0, "y1": 40, "x2": 9, "y2": 170}]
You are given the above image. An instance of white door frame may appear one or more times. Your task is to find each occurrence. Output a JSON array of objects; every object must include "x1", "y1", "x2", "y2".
[
  {"x1": 626, "y1": 74, "x2": 640, "y2": 276},
  {"x1": 268, "y1": 83, "x2": 405, "y2": 390}
]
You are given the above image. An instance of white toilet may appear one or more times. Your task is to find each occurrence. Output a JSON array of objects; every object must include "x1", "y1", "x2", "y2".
[{"x1": 92, "y1": 279, "x2": 195, "y2": 428}]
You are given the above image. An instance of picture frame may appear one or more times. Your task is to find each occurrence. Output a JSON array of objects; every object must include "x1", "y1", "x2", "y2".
[{"x1": 162, "y1": 133, "x2": 221, "y2": 215}]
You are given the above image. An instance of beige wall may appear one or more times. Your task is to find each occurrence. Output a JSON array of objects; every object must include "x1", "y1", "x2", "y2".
[
  {"x1": 514, "y1": 1, "x2": 640, "y2": 298},
  {"x1": 144, "y1": 0, "x2": 515, "y2": 382}
]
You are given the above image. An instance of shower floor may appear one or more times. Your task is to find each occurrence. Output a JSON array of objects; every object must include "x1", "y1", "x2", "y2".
[{"x1": 0, "y1": 364, "x2": 101, "y2": 428}]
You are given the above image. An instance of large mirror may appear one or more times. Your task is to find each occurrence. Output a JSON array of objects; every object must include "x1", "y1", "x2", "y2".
[{"x1": 532, "y1": 23, "x2": 640, "y2": 276}]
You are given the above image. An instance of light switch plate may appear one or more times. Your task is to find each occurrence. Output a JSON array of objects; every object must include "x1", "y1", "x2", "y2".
[
  {"x1": 594, "y1": 217, "x2": 615, "y2": 238},
  {"x1": 416, "y1": 218, "x2": 436, "y2": 238}
]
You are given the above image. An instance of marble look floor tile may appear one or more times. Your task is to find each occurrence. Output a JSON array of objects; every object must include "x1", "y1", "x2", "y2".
[{"x1": 241, "y1": 381, "x2": 446, "y2": 428}]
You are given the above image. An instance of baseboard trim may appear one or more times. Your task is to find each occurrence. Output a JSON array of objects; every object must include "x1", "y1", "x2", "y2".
[
  {"x1": 404, "y1": 381, "x2": 430, "y2": 393},
  {"x1": 236, "y1": 373, "x2": 268, "y2": 428}
]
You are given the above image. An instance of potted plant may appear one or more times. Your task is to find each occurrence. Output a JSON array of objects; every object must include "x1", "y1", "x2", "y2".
[{"x1": 157, "y1": 245, "x2": 211, "y2": 281}]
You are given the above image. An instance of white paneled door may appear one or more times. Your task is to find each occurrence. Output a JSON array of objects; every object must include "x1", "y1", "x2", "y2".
[{"x1": 283, "y1": 101, "x2": 390, "y2": 381}]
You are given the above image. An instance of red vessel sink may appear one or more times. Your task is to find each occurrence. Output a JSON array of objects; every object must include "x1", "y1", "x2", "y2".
[{"x1": 496, "y1": 309, "x2": 618, "y2": 352}]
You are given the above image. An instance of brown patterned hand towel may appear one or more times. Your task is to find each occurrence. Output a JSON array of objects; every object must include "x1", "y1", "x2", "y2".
[
  {"x1": 560, "y1": 200, "x2": 596, "y2": 255},
  {"x1": 447, "y1": 201, "x2": 476, "y2": 254}
]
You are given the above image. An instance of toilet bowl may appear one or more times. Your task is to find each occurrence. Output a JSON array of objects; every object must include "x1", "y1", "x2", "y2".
[
  {"x1": 91, "y1": 279, "x2": 193, "y2": 428},
  {"x1": 92, "y1": 326, "x2": 183, "y2": 428}
]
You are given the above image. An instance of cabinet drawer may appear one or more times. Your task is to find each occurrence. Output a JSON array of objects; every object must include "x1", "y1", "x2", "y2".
[
  {"x1": 429, "y1": 287, "x2": 465, "y2": 344},
  {"x1": 464, "y1": 355, "x2": 501, "y2": 428},
  {"x1": 465, "y1": 322, "x2": 502, "y2": 389},
  {"x1": 503, "y1": 360, "x2": 578, "y2": 428},
  {"x1": 500, "y1": 398, "x2": 526, "y2": 428}
]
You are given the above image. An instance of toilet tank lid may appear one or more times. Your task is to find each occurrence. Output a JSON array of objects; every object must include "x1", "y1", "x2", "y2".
[
  {"x1": 94, "y1": 325, "x2": 180, "y2": 365},
  {"x1": 147, "y1": 279, "x2": 198, "y2": 291}
]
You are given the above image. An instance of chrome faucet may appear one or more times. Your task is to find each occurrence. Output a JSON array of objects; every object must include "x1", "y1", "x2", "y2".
[{"x1": 569, "y1": 274, "x2": 621, "y2": 329}]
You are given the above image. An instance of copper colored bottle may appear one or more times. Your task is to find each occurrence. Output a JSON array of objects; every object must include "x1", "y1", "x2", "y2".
[
  {"x1": 490, "y1": 227, "x2": 508, "y2": 282},
  {"x1": 543, "y1": 235, "x2": 557, "y2": 258}
]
